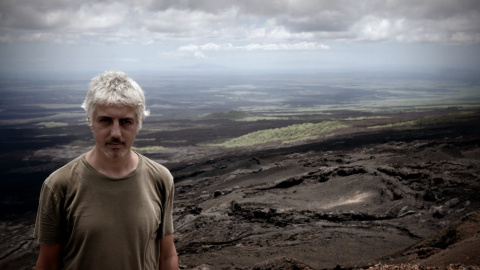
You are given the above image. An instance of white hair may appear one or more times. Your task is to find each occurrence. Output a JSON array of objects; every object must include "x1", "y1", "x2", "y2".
[{"x1": 81, "y1": 71, "x2": 150, "y2": 131}]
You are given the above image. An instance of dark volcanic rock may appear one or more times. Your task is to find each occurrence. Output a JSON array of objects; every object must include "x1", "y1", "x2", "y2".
[
  {"x1": 171, "y1": 131, "x2": 480, "y2": 269},
  {"x1": 384, "y1": 211, "x2": 480, "y2": 267},
  {"x1": 0, "y1": 213, "x2": 37, "y2": 270},
  {"x1": 249, "y1": 256, "x2": 314, "y2": 270}
]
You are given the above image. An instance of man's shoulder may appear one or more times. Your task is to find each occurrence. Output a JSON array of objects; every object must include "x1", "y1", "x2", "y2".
[
  {"x1": 138, "y1": 154, "x2": 173, "y2": 182},
  {"x1": 44, "y1": 154, "x2": 86, "y2": 187}
]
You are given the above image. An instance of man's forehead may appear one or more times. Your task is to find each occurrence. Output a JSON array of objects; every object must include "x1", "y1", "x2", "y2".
[{"x1": 93, "y1": 104, "x2": 137, "y2": 117}]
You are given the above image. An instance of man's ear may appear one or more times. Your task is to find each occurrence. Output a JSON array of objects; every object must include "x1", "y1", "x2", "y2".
[{"x1": 88, "y1": 118, "x2": 93, "y2": 130}]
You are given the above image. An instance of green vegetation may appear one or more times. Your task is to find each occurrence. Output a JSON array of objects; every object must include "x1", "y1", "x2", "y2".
[
  {"x1": 202, "y1": 121, "x2": 350, "y2": 148},
  {"x1": 201, "y1": 110, "x2": 289, "y2": 122},
  {"x1": 345, "y1": 116, "x2": 390, "y2": 121},
  {"x1": 368, "y1": 115, "x2": 470, "y2": 130},
  {"x1": 36, "y1": 122, "x2": 68, "y2": 128},
  {"x1": 135, "y1": 138, "x2": 156, "y2": 141},
  {"x1": 132, "y1": 145, "x2": 165, "y2": 152},
  {"x1": 236, "y1": 116, "x2": 289, "y2": 121},
  {"x1": 161, "y1": 140, "x2": 188, "y2": 144}
]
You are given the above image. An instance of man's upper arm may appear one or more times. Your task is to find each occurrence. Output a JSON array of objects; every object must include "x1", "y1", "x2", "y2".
[
  {"x1": 159, "y1": 235, "x2": 178, "y2": 270},
  {"x1": 34, "y1": 181, "x2": 63, "y2": 243},
  {"x1": 35, "y1": 243, "x2": 61, "y2": 270}
]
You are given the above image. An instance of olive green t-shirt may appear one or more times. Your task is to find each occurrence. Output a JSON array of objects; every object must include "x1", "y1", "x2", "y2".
[{"x1": 34, "y1": 153, "x2": 175, "y2": 270}]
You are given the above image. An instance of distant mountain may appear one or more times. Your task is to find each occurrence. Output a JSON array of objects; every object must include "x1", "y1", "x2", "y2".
[{"x1": 173, "y1": 63, "x2": 230, "y2": 71}]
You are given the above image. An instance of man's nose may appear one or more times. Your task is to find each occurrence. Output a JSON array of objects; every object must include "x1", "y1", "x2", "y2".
[{"x1": 111, "y1": 121, "x2": 121, "y2": 138}]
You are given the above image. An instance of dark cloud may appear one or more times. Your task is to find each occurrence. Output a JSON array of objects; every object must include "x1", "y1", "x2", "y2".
[
  {"x1": 385, "y1": 0, "x2": 480, "y2": 20},
  {"x1": 280, "y1": 12, "x2": 357, "y2": 33}
]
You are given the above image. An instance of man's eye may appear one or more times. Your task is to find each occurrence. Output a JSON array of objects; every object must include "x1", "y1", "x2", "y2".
[{"x1": 121, "y1": 119, "x2": 133, "y2": 125}]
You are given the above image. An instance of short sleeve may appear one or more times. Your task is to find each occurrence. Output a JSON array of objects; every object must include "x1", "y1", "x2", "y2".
[
  {"x1": 33, "y1": 182, "x2": 63, "y2": 244},
  {"x1": 157, "y1": 175, "x2": 175, "y2": 239}
]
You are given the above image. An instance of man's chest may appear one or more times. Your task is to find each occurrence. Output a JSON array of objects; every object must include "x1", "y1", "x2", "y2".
[{"x1": 64, "y1": 180, "x2": 162, "y2": 239}]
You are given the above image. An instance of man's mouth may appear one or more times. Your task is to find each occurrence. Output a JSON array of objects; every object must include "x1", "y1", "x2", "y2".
[{"x1": 106, "y1": 141, "x2": 125, "y2": 146}]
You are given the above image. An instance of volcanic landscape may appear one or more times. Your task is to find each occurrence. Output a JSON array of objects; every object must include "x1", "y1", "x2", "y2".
[{"x1": 0, "y1": 73, "x2": 479, "y2": 269}]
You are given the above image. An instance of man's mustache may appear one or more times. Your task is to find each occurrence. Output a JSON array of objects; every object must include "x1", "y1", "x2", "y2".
[{"x1": 106, "y1": 138, "x2": 126, "y2": 145}]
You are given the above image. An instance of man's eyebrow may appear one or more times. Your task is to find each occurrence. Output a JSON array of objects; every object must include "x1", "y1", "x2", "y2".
[{"x1": 95, "y1": 116, "x2": 135, "y2": 121}]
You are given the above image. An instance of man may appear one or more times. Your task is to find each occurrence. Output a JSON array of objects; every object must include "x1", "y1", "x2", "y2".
[{"x1": 34, "y1": 71, "x2": 178, "y2": 270}]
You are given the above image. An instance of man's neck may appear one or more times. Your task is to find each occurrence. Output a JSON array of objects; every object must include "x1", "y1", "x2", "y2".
[{"x1": 86, "y1": 147, "x2": 139, "y2": 178}]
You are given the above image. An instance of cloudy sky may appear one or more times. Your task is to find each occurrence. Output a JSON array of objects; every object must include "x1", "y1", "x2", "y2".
[{"x1": 1, "y1": 0, "x2": 479, "y2": 76}]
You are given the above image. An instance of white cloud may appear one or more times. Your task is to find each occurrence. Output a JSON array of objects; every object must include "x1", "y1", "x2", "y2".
[
  {"x1": 393, "y1": 12, "x2": 480, "y2": 44},
  {"x1": 194, "y1": 51, "x2": 206, "y2": 59},
  {"x1": 19, "y1": 32, "x2": 56, "y2": 42},
  {"x1": 178, "y1": 44, "x2": 200, "y2": 52},
  {"x1": 243, "y1": 42, "x2": 329, "y2": 51},
  {"x1": 200, "y1": 43, "x2": 231, "y2": 51},
  {"x1": 173, "y1": 41, "x2": 329, "y2": 59},
  {"x1": 178, "y1": 42, "x2": 328, "y2": 52},
  {"x1": 354, "y1": 16, "x2": 392, "y2": 41},
  {"x1": 142, "y1": 7, "x2": 240, "y2": 38},
  {"x1": 71, "y1": 2, "x2": 129, "y2": 30}
]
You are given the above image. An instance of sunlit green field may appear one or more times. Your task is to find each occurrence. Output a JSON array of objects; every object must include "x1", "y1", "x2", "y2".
[{"x1": 201, "y1": 121, "x2": 350, "y2": 148}]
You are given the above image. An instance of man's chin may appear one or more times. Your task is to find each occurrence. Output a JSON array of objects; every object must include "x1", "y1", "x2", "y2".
[{"x1": 102, "y1": 147, "x2": 129, "y2": 159}]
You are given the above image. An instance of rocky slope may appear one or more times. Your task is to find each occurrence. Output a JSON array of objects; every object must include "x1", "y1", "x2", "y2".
[
  {"x1": 167, "y1": 126, "x2": 480, "y2": 269},
  {"x1": 1, "y1": 124, "x2": 479, "y2": 270}
]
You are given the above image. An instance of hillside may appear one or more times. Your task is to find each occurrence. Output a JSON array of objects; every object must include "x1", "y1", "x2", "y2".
[{"x1": 1, "y1": 109, "x2": 479, "y2": 269}]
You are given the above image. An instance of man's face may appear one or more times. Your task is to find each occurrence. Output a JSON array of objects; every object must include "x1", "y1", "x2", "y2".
[{"x1": 90, "y1": 104, "x2": 139, "y2": 159}]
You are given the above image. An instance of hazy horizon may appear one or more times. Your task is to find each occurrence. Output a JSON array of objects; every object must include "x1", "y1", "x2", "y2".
[{"x1": 1, "y1": 72, "x2": 479, "y2": 126}]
